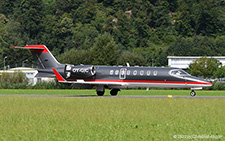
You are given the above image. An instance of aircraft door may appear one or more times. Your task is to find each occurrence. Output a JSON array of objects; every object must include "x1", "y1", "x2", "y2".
[
  {"x1": 119, "y1": 68, "x2": 127, "y2": 79},
  {"x1": 184, "y1": 77, "x2": 187, "y2": 85}
]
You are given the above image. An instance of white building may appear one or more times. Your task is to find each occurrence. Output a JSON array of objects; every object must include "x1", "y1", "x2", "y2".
[
  {"x1": 0, "y1": 67, "x2": 54, "y2": 85},
  {"x1": 168, "y1": 56, "x2": 225, "y2": 69}
]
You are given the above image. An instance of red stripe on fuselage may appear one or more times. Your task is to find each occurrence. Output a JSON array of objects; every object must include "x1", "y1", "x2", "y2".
[
  {"x1": 52, "y1": 68, "x2": 65, "y2": 82},
  {"x1": 67, "y1": 79, "x2": 212, "y2": 85}
]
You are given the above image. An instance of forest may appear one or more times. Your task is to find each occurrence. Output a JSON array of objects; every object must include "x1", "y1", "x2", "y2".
[{"x1": 1, "y1": 0, "x2": 225, "y2": 69}]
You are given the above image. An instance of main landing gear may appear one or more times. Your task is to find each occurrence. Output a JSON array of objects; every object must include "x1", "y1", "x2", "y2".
[
  {"x1": 190, "y1": 90, "x2": 196, "y2": 97},
  {"x1": 96, "y1": 86, "x2": 120, "y2": 96},
  {"x1": 110, "y1": 89, "x2": 120, "y2": 96},
  {"x1": 96, "y1": 85, "x2": 105, "y2": 96},
  {"x1": 97, "y1": 91, "x2": 105, "y2": 96}
]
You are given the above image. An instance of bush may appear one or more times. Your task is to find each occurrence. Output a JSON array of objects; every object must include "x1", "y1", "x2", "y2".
[
  {"x1": 212, "y1": 82, "x2": 225, "y2": 90},
  {"x1": 204, "y1": 82, "x2": 225, "y2": 90},
  {"x1": 30, "y1": 80, "x2": 72, "y2": 89},
  {"x1": 31, "y1": 81, "x2": 58, "y2": 89},
  {"x1": 0, "y1": 71, "x2": 73, "y2": 89},
  {"x1": 0, "y1": 71, "x2": 29, "y2": 89}
]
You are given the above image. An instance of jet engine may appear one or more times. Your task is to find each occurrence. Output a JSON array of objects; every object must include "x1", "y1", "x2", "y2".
[{"x1": 65, "y1": 65, "x2": 96, "y2": 79}]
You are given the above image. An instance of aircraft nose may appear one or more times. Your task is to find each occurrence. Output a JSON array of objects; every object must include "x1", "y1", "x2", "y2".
[
  {"x1": 203, "y1": 80, "x2": 212, "y2": 87},
  {"x1": 198, "y1": 77, "x2": 212, "y2": 86},
  {"x1": 186, "y1": 76, "x2": 212, "y2": 87}
]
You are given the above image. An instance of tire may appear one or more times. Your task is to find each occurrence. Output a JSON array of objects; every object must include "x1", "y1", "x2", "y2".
[
  {"x1": 110, "y1": 89, "x2": 120, "y2": 96},
  {"x1": 97, "y1": 91, "x2": 104, "y2": 96},
  {"x1": 190, "y1": 91, "x2": 196, "y2": 97}
]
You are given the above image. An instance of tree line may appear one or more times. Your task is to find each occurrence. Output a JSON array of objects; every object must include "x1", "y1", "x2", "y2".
[{"x1": 1, "y1": 0, "x2": 225, "y2": 69}]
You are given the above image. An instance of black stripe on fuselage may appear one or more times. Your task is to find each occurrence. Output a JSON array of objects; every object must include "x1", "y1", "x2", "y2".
[
  {"x1": 68, "y1": 66, "x2": 196, "y2": 82},
  {"x1": 99, "y1": 66, "x2": 181, "y2": 81}
]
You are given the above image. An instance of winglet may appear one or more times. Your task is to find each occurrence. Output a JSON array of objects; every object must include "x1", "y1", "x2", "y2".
[{"x1": 52, "y1": 68, "x2": 66, "y2": 82}]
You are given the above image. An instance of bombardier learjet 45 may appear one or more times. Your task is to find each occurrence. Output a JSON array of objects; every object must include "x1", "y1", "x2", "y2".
[{"x1": 12, "y1": 45, "x2": 212, "y2": 96}]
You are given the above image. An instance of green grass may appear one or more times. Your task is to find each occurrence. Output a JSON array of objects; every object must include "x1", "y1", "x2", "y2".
[
  {"x1": 0, "y1": 89, "x2": 225, "y2": 96},
  {"x1": 0, "y1": 97, "x2": 224, "y2": 140}
]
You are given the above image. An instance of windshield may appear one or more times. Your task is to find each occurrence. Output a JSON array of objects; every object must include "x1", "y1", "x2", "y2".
[{"x1": 170, "y1": 69, "x2": 190, "y2": 76}]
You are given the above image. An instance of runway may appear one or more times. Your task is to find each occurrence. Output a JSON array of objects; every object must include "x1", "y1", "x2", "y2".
[{"x1": 1, "y1": 95, "x2": 225, "y2": 99}]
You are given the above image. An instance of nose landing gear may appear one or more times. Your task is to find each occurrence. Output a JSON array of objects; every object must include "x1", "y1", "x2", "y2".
[{"x1": 190, "y1": 90, "x2": 196, "y2": 97}]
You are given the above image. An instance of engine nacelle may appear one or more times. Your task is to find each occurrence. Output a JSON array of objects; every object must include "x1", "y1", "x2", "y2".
[{"x1": 65, "y1": 65, "x2": 96, "y2": 79}]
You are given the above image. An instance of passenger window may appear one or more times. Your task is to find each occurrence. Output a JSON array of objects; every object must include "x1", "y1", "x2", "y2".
[
  {"x1": 140, "y1": 70, "x2": 144, "y2": 75},
  {"x1": 115, "y1": 70, "x2": 119, "y2": 75},
  {"x1": 153, "y1": 71, "x2": 158, "y2": 76},
  {"x1": 127, "y1": 70, "x2": 131, "y2": 75},
  {"x1": 133, "y1": 70, "x2": 137, "y2": 75},
  {"x1": 147, "y1": 71, "x2": 151, "y2": 76},
  {"x1": 110, "y1": 70, "x2": 114, "y2": 75}
]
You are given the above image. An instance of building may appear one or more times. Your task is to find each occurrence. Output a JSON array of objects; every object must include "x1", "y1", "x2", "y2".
[
  {"x1": 0, "y1": 67, "x2": 54, "y2": 85},
  {"x1": 168, "y1": 56, "x2": 225, "y2": 69}
]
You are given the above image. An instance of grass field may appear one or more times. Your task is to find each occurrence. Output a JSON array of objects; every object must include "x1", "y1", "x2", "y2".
[
  {"x1": 0, "y1": 89, "x2": 224, "y2": 140},
  {"x1": 0, "y1": 89, "x2": 225, "y2": 96},
  {"x1": 0, "y1": 97, "x2": 224, "y2": 140}
]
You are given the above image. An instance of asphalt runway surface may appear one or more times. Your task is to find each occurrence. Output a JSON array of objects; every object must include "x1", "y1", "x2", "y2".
[{"x1": 1, "y1": 95, "x2": 225, "y2": 99}]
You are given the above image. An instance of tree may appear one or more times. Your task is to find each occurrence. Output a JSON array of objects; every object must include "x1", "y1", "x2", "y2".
[
  {"x1": 54, "y1": 0, "x2": 82, "y2": 16},
  {"x1": 39, "y1": 16, "x2": 62, "y2": 52},
  {"x1": 188, "y1": 57, "x2": 222, "y2": 78},
  {"x1": 15, "y1": 0, "x2": 44, "y2": 40},
  {"x1": 195, "y1": 0, "x2": 225, "y2": 36},
  {"x1": 60, "y1": 17, "x2": 74, "y2": 51},
  {"x1": 213, "y1": 66, "x2": 225, "y2": 79},
  {"x1": 215, "y1": 36, "x2": 225, "y2": 56},
  {"x1": 192, "y1": 36, "x2": 216, "y2": 56},
  {"x1": 5, "y1": 20, "x2": 24, "y2": 46},
  {"x1": 71, "y1": 1, "x2": 98, "y2": 24},
  {"x1": 57, "y1": 48, "x2": 92, "y2": 65},
  {"x1": 167, "y1": 37, "x2": 194, "y2": 56},
  {"x1": 0, "y1": 19, "x2": 8, "y2": 48},
  {"x1": 149, "y1": 0, "x2": 170, "y2": 29},
  {"x1": 117, "y1": 50, "x2": 147, "y2": 66},
  {"x1": 72, "y1": 23, "x2": 99, "y2": 49},
  {"x1": 3, "y1": 47, "x2": 33, "y2": 69},
  {"x1": 90, "y1": 33, "x2": 118, "y2": 65},
  {"x1": 0, "y1": 0, "x2": 16, "y2": 16},
  {"x1": 174, "y1": 1, "x2": 195, "y2": 36},
  {"x1": 1, "y1": 0, "x2": 225, "y2": 69}
]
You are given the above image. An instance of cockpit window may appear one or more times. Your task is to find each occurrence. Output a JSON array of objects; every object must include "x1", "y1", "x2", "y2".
[{"x1": 170, "y1": 69, "x2": 189, "y2": 76}]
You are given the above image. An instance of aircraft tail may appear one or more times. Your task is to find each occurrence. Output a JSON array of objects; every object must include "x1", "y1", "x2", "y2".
[{"x1": 12, "y1": 45, "x2": 65, "y2": 77}]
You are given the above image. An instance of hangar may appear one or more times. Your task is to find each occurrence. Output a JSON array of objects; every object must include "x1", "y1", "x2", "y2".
[{"x1": 168, "y1": 56, "x2": 225, "y2": 69}]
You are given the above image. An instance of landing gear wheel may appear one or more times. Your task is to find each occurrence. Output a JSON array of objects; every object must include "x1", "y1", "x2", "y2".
[
  {"x1": 190, "y1": 90, "x2": 196, "y2": 97},
  {"x1": 97, "y1": 91, "x2": 105, "y2": 96},
  {"x1": 110, "y1": 89, "x2": 120, "y2": 96}
]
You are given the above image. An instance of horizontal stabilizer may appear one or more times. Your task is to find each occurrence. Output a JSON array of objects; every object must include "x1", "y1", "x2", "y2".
[
  {"x1": 11, "y1": 45, "x2": 50, "y2": 53},
  {"x1": 35, "y1": 72, "x2": 56, "y2": 78},
  {"x1": 11, "y1": 46, "x2": 44, "y2": 50}
]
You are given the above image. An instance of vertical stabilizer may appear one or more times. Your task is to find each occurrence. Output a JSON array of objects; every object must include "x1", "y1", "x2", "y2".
[
  {"x1": 12, "y1": 45, "x2": 61, "y2": 69},
  {"x1": 25, "y1": 45, "x2": 60, "y2": 69},
  {"x1": 12, "y1": 45, "x2": 65, "y2": 78}
]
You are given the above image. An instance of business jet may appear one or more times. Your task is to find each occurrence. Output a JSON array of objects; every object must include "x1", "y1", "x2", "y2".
[{"x1": 12, "y1": 45, "x2": 212, "y2": 96}]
